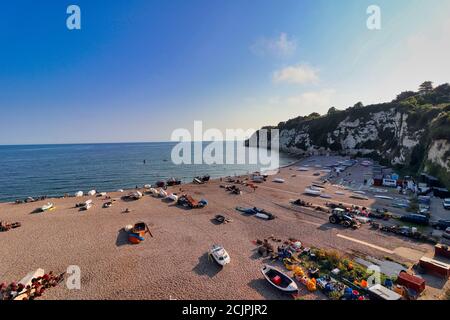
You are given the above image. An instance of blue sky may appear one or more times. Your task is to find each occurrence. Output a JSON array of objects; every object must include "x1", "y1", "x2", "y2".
[{"x1": 0, "y1": 0, "x2": 449, "y2": 144}]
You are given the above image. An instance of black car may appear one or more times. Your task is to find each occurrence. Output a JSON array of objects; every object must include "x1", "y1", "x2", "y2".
[
  {"x1": 399, "y1": 214, "x2": 429, "y2": 226},
  {"x1": 432, "y1": 220, "x2": 450, "y2": 230}
]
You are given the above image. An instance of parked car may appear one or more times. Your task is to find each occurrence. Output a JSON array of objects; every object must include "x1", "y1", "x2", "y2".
[
  {"x1": 399, "y1": 214, "x2": 429, "y2": 226},
  {"x1": 443, "y1": 227, "x2": 450, "y2": 240},
  {"x1": 432, "y1": 220, "x2": 450, "y2": 230},
  {"x1": 443, "y1": 198, "x2": 450, "y2": 210}
]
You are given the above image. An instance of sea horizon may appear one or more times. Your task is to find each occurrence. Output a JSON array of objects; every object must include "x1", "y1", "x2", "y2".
[{"x1": 0, "y1": 142, "x2": 298, "y2": 202}]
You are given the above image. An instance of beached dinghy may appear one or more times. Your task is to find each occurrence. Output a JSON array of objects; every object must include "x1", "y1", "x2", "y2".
[
  {"x1": 127, "y1": 222, "x2": 153, "y2": 244},
  {"x1": 261, "y1": 265, "x2": 298, "y2": 293},
  {"x1": 80, "y1": 200, "x2": 93, "y2": 211},
  {"x1": 167, "y1": 193, "x2": 178, "y2": 202},
  {"x1": 374, "y1": 195, "x2": 394, "y2": 200},
  {"x1": 297, "y1": 167, "x2": 309, "y2": 172},
  {"x1": 75, "y1": 191, "x2": 83, "y2": 197},
  {"x1": 209, "y1": 245, "x2": 230, "y2": 266},
  {"x1": 40, "y1": 202, "x2": 54, "y2": 212},
  {"x1": 304, "y1": 188, "x2": 322, "y2": 196},
  {"x1": 127, "y1": 191, "x2": 143, "y2": 200},
  {"x1": 350, "y1": 193, "x2": 369, "y2": 200},
  {"x1": 254, "y1": 209, "x2": 276, "y2": 220},
  {"x1": 159, "y1": 189, "x2": 168, "y2": 198},
  {"x1": 193, "y1": 178, "x2": 204, "y2": 184},
  {"x1": 273, "y1": 178, "x2": 285, "y2": 183},
  {"x1": 88, "y1": 190, "x2": 96, "y2": 196}
]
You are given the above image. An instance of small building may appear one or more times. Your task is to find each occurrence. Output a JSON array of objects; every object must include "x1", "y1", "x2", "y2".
[
  {"x1": 435, "y1": 244, "x2": 450, "y2": 259},
  {"x1": 396, "y1": 271, "x2": 426, "y2": 294},
  {"x1": 419, "y1": 256, "x2": 450, "y2": 278}
]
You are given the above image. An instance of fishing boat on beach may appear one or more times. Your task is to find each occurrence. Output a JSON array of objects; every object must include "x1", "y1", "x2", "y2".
[
  {"x1": 261, "y1": 265, "x2": 298, "y2": 293},
  {"x1": 167, "y1": 193, "x2": 178, "y2": 202},
  {"x1": 127, "y1": 222, "x2": 152, "y2": 244},
  {"x1": 79, "y1": 200, "x2": 93, "y2": 211},
  {"x1": 209, "y1": 245, "x2": 230, "y2": 266},
  {"x1": 350, "y1": 193, "x2": 369, "y2": 200},
  {"x1": 40, "y1": 202, "x2": 54, "y2": 212},
  {"x1": 304, "y1": 187, "x2": 322, "y2": 196},
  {"x1": 159, "y1": 189, "x2": 168, "y2": 198}
]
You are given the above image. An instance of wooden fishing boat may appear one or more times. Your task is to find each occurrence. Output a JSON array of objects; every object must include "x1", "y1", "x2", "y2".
[
  {"x1": 128, "y1": 222, "x2": 152, "y2": 244},
  {"x1": 261, "y1": 265, "x2": 298, "y2": 293}
]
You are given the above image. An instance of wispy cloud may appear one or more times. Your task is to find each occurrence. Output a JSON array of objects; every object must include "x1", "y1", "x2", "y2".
[
  {"x1": 284, "y1": 89, "x2": 336, "y2": 110},
  {"x1": 272, "y1": 64, "x2": 319, "y2": 85},
  {"x1": 250, "y1": 33, "x2": 297, "y2": 58}
]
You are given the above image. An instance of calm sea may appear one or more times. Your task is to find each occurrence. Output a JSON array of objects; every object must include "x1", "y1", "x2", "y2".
[{"x1": 0, "y1": 142, "x2": 298, "y2": 202}]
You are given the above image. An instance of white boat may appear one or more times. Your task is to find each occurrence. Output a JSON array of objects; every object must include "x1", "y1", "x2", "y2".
[
  {"x1": 159, "y1": 189, "x2": 168, "y2": 198},
  {"x1": 335, "y1": 191, "x2": 345, "y2": 196},
  {"x1": 375, "y1": 195, "x2": 394, "y2": 200},
  {"x1": 88, "y1": 190, "x2": 96, "y2": 196},
  {"x1": 117, "y1": 189, "x2": 124, "y2": 193},
  {"x1": 273, "y1": 178, "x2": 285, "y2": 183},
  {"x1": 75, "y1": 191, "x2": 83, "y2": 197},
  {"x1": 261, "y1": 265, "x2": 298, "y2": 293},
  {"x1": 353, "y1": 191, "x2": 366, "y2": 195},
  {"x1": 127, "y1": 191, "x2": 143, "y2": 200},
  {"x1": 304, "y1": 187, "x2": 322, "y2": 196},
  {"x1": 320, "y1": 194, "x2": 333, "y2": 199},
  {"x1": 297, "y1": 167, "x2": 309, "y2": 172},
  {"x1": 167, "y1": 194, "x2": 178, "y2": 202},
  {"x1": 193, "y1": 178, "x2": 204, "y2": 184},
  {"x1": 350, "y1": 193, "x2": 369, "y2": 200},
  {"x1": 80, "y1": 200, "x2": 93, "y2": 211},
  {"x1": 209, "y1": 245, "x2": 230, "y2": 266},
  {"x1": 255, "y1": 212, "x2": 275, "y2": 220},
  {"x1": 40, "y1": 202, "x2": 54, "y2": 212},
  {"x1": 252, "y1": 176, "x2": 265, "y2": 183},
  {"x1": 144, "y1": 184, "x2": 151, "y2": 189}
]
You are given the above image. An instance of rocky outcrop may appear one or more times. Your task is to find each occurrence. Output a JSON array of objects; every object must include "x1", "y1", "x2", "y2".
[{"x1": 248, "y1": 83, "x2": 450, "y2": 187}]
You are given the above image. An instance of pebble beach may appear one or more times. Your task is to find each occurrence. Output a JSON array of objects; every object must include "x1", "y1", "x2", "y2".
[{"x1": 0, "y1": 156, "x2": 441, "y2": 300}]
